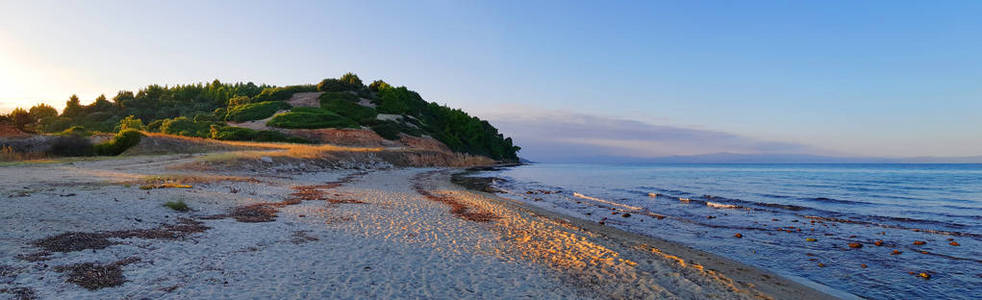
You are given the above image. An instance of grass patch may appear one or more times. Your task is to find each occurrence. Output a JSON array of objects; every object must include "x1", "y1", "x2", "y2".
[
  {"x1": 163, "y1": 200, "x2": 190, "y2": 212},
  {"x1": 225, "y1": 101, "x2": 292, "y2": 122},
  {"x1": 266, "y1": 107, "x2": 359, "y2": 129}
]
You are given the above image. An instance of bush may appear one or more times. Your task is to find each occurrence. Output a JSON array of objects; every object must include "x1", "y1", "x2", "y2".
[
  {"x1": 370, "y1": 121, "x2": 401, "y2": 140},
  {"x1": 376, "y1": 86, "x2": 426, "y2": 114},
  {"x1": 209, "y1": 125, "x2": 310, "y2": 143},
  {"x1": 225, "y1": 101, "x2": 292, "y2": 122},
  {"x1": 339, "y1": 72, "x2": 363, "y2": 88},
  {"x1": 227, "y1": 95, "x2": 252, "y2": 106},
  {"x1": 146, "y1": 119, "x2": 164, "y2": 132},
  {"x1": 94, "y1": 129, "x2": 143, "y2": 156},
  {"x1": 317, "y1": 74, "x2": 363, "y2": 92},
  {"x1": 57, "y1": 126, "x2": 91, "y2": 137},
  {"x1": 368, "y1": 80, "x2": 390, "y2": 92},
  {"x1": 163, "y1": 200, "x2": 189, "y2": 212},
  {"x1": 267, "y1": 108, "x2": 358, "y2": 129},
  {"x1": 118, "y1": 115, "x2": 144, "y2": 131},
  {"x1": 251, "y1": 85, "x2": 317, "y2": 102},
  {"x1": 160, "y1": 117, "x2": 211, "y2": 137},
  {"x1": 367, "y1": 120, "x2": 422, "y2": 140},
  {"x1": 320, "y1": 93, "x2": 376, "y2": 123},
  {"x1": 49, "y1": 136, "x2": 94, "y2": 157}
]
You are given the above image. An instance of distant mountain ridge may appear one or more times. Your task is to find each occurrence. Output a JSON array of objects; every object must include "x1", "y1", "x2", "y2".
[{"x1": 542, "y1": 152, "x2": 982, "y2": 164}]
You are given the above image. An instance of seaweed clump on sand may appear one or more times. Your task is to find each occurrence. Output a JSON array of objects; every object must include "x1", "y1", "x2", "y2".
[
  {"x1": 29, "y1": 219, "x2": 210, "y2": 254},
  {"x1": 54, "y1": 257, "x2": 141, "y2": 290}
]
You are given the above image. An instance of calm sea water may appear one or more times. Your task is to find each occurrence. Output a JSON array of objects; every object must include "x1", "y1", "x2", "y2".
[{"x1": 470, "y1": 163, "x2": 982, "y2": 299}]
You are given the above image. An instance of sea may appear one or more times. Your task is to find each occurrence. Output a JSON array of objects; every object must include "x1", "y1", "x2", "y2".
[{"x1": 467, "y1": 163, "x2": 982, "y2": 299}]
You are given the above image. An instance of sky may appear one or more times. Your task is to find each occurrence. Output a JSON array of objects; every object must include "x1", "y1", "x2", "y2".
[{"x1": 2, "y1": 0, "x2": 981, "y2": 161}]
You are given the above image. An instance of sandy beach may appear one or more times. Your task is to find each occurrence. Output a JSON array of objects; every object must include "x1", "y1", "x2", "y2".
[{"x1": 0, "y1": 154, "x2": 833, "y2": 299}]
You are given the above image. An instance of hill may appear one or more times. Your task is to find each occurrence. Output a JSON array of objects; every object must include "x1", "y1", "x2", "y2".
[{"x1": 0, "y1": 73, "x2": 520, "y2": 162}]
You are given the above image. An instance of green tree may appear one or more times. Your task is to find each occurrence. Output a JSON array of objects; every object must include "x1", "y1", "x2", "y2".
[
  {"x1": 28, "y1": 103, "x2": 58, "y2": 121},
  {"x1": 9, "y1": 108, "x2": 35, "y2": 131},
  {"x1": 62, "y1": 94, "x2": 84, "y2": 118}
]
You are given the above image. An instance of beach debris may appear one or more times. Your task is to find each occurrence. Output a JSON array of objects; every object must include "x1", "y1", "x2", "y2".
[
  {"x1": 734, "y1": 233, "x2": 743, "y2": 238},
  {"x1": 31, "y1": 218, "x2": 209, "y2": 253},
  {"x1": 622, "y1": 213, "x2": 631, "y2": 218},
  {"x1": 599, "y1": 217, "x2": 607, "y2": 225},
  {"x1": 139, "y1": 183, "x2": 192, "y2": 190},
  {"x1": 806, "y1": 238, "x2": 817, "y2": 242},
  {"x1": 860, "y1": 264, "x2": 868, "y2": 268},
  {"x1": 54, "y1": 257, "x2": 141, "y2": 290},
  {"x1": 679, "y1": 197, "x2": 691, "y2": 203},
  {"x1": 706, "y1": 215, "x2": 716, "y2": 219},
  {"x1": 59, "y1": 193, "x2": 76, "y2": 197},
  {"x1": 918, "y1": 272, "x2": 931, "y2": 279},
  {"x1": 913, "y1": 241, "x2": 926, "y2": 245},
  {"x1": 654, "y1": 215, "x2": 666, "y2": 220},
  {"x1": 892, "y1": 250, "x2": 903, "y2": 255},
  {"x1": 848, "y1": 242, "x2": 863, "y2": 249},
  {"x1": 817, "y1": 263, "x2": 825, "y2": 267},
  {"x1": 874, "y1": 240, "x2": 884, "y2": 246},
  {"x1": 949, "y1": 241, "x2": 960, "y2": 246},
  {"x1": 0, "y1": 287, "x2": 36, "y2": 300},
  {"x1": 648, "y1": 193, "x2": 658, "y2": 198}
]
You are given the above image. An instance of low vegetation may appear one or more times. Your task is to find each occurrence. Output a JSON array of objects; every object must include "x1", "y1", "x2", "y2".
[
  {"x1": 93, "y1": 129, "x2": 143, "y2": 156},
  {"x1": 267, "y1": 107, "x2": 359, "y2": 129},
  {"x1": 209, "y1": 125, "x2": 309, "y2": 143},
  {"x1": 319, "y1": 92, "x2": 376, "y2": 124},
  {"x1": 225, "y1": 101, "x2": 292, "y2": 122},
  {"x1": 163, "y1": 200, "x2": 190, "y2": 212}
]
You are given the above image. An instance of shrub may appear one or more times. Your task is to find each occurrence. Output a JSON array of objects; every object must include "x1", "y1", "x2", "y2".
[
  {"x1": 118, "y1": 115, "x2": 144, "y2": 131},
  {"x1": 267, "y1": 108, "x2": 358, "y2": 129},
  {"x1": 160, "y1": 117, "x2": 211, "y2": 137},
  {"x1": 376, "y1": 86, "x2": 426, "y2": 114},
  {"x1": 163, "y1": 200, "x2": 189, "y2": 212},
  {"x1": 320, "y1": 93, "x2": 376, "y2": 123},
  {"x1": 146, "y1": 119, "x2": 164, "y2": 132},
  {"x1": 368, "y1": 80, "x2": 390, "y2": 92},
  {"x1": 251, "y1": 85, "x2": 317, "y2": 102},
  {"x1": 317, "y1": 74, "x2": 363, "y2": 92},
  {"x1": 227, "y1": 95, "x2": 252, "y2": 106},
  {"x1": 339, "y1": 72, "x2": 363, "y2": 88},
  {"x1": 367, "y1": 120, "x2": 422, "y2": 140},
  {"x1": 49, "y1": 136, "x2": 94, "y2": 157},
  {"x1": 57, "y1": 126, "x2": 91, "y2": 137},
  {"x1": 225, "y1": 101, "x2": 292, "y2": 122},
  {"x1": 209, "y1": 125, "x2": 309, "y2": 143},
  {"x1": 94, "y1": 129, "x2": 143, "y2": 156},
  {"x1": 370, "y1": 121, "x2": 401, "y2": 140}
]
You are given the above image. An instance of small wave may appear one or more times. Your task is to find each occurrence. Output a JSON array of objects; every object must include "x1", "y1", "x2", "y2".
[
  {"x1": 706, "y1": 202, "x2": 741, "y2": 209},
  {"x1": 572, "y1": 192, "x2": 643, "y2": 210}
]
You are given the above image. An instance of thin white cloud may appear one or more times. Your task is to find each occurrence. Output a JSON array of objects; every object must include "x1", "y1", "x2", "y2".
[{"x1": 484, "y1": 108, "x2": 828, "y2": 161}]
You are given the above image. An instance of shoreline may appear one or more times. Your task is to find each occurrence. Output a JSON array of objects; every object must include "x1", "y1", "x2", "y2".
[
  {"x1": 1, "y1": 155, "x2": 835, "y2": 299},
  {"x1": 444, "y1": 169, "x2": 837, "y2": 300}
]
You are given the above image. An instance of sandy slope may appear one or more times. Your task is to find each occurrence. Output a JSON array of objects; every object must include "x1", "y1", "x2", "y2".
[{"x1": 0, "y1": 155, "x2": 832, "y2": 299}]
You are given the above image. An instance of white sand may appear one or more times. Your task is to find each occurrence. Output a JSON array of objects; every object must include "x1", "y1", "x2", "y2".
[{"x1": 0, "y1": 155, "x2": 832, "y2": 299}]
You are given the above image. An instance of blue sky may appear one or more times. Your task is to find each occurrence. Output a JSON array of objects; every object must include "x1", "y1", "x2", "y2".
[{"x1": 2, "y1": 1, "x2": 981, "y2": 159}]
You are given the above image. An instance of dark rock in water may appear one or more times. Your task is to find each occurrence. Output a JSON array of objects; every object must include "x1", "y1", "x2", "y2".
[
  {"x1": 450, "y1": 174, "x2": 504, "y2": 193},
  {"x1": 622, "y1": 213, "x2": 631, "y2": 218}
]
